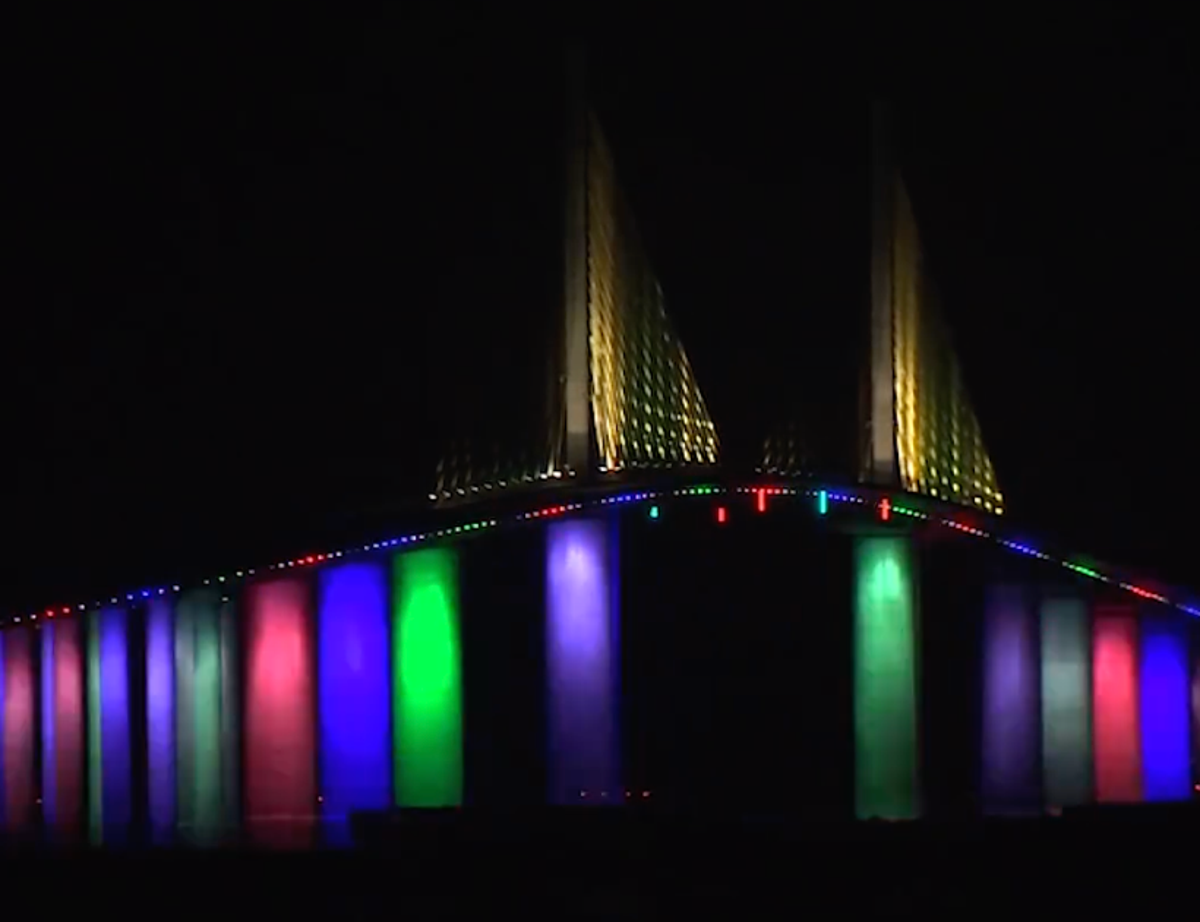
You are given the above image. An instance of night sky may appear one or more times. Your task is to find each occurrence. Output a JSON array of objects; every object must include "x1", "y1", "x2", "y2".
[{"x1": 4, "y1": 9, "x2": 1195, "y2": 613}]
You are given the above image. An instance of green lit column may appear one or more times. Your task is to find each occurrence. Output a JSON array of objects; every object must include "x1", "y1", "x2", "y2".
[
  {"x1": 393, "y1": 548, "x2": 463, "y2": 807},
  {"x1": 175, "y1": 589, "x2": 228, "y2": 845},
  {"x1": 853, "y1": 535, "x2": 919, "y2": 819}
]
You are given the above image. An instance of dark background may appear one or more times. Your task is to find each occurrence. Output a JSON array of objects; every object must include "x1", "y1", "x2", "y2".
[{"x1": 5, "y1": 7, "x2": 1196, "y2": 613}]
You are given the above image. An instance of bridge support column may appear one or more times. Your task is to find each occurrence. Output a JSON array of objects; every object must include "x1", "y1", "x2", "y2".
[
  {"x1": 1139, "y1": 612, "x2": 1191, "y2": 801},
  {"x1": 318, "y1": 562, "x2": 391, "y2": 839},
  {"x1": 1092, "y1": 605, "x2": 1142, "y2": 803},
  {"x1": 852, "y1": 535, "x2": 918, "y2": 819},
  {"x1": 1040, "y1": 597, "x2": 1092, "y2": 808},
  {"x1": 86, "y1": 607, "x2": 132, "y2": 845},
  {"x1": 392, "y1": 548, "x2": 463, "y2": 808},
  {"x1": 981, "y1": 586, "x2": 1040, "y2": 813},
  {"x1": 146, "y1": 598, "x2": 175, "y2": 844},
  {"x1": 2, "y1": 628, "x2": 36, "y2": 836},
  {"x1": 244, "y1": 579, "x2": 316, "y2": 846},
  {"x1": 41, "y1": 617, "x2": 84, "y2": 842},
  {"x1": 176, "y1": 589, "x2": 240, "y2": 845},
  {"x1": 546, "y1": 517, "x2": 620, "y2": 805},
  {"x1": 1193, "y1": 639, "x2": 1200, "y2": 795}
]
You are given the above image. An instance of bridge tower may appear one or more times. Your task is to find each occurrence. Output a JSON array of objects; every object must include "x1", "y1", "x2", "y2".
[
  {"x1": 435, "y1": 46, "x2": 719, "y2": 503},
  {"x1": 862, "y1": 103, "x2": 1004, "y2": 514}
]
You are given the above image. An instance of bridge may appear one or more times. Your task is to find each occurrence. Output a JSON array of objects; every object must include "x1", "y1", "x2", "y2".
[{"x1": 2, "y1": 55, "x2": 1198, "y2": 849}]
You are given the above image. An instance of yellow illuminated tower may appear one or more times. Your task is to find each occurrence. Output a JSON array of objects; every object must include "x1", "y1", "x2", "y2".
[
  {"x1": 864, "y1": 103, "x2": 1003, "y2": 514},
  {"x1": 435, "y1": 47, "x2": 718, "y2": 503}
]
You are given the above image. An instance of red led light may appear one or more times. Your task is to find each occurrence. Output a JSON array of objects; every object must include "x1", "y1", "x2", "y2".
[
  {"x1": 756, "y1": 489, "x2": 766, "y2": 513},
  {"x1": 716, "y1": 506, "x2": 727, "y2": 524},
  {"x1": 879, "y1": 498, "x2": 891, "y2": 522}
]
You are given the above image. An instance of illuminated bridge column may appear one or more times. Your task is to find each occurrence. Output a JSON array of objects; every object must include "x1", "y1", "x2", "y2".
[
  {"x1": 546, "y1": 518, "x2": 620, "y2": 805},
  {"x1": 1040, "y1": 598, "x2": 1092, "y2": 808},
  {"x1": 1139, "y1": 614, "x2": 1191, "y2": 801},
  {"x1": 86, "y1": 607, "x2": 132, "y2": 845},
  {"x1": 41, "y1": 618, "x2": 84, "y2": 841},
  {"x1": 1092, "y1": 606, "x2": 1142, "y2": 803},
  {"x1": 318, "y1": 562, "x2": 391, "y2": 838},
  {"x1": 175, "y1": 590, "x2": 239, "y2": 845},
  {"x1": 853, "y1": 535, "x2": 919, "y2": 820},
  {"x1": 146, "y1": 598, "x2": 175, "y2": 843},
  {"x1": 981, "y1": 586, "x2": 1041, "y2": 813},
  {"x1": 393, "y1": 549, "x2": 463, "y2": 807},
  {"x1": 2, "y1": 629, "x2": 36, "y2": 835},
  {"x1": 1194, "y1": 644, "x2": 1200, "y2": 793},
  {"x1": 245, "y1": 578, "x2": 316, "y2": 846}
]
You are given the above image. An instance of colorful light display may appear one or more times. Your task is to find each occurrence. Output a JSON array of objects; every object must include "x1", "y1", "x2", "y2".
[
  {"x1": 245, "y1": 578, "x2": 316, "y2": 846},
  {"x1": 546, "y1": 518, "x2": 620, "y2": 804},
  {"x1": 42, "y1": 618, "x2": 84, "y2": 841},
  {"x1": 1040, "y1": 597, "x2": 1092, "y2": 808},
  {"x1": 981, "y1": 586, "x2": 1040, "y2": 812},
  {"x1": 853, "y1": 535, "x2": 919, "y2": 819},
  {"x1": 393, "y1": 549, "x2": 463, "y2": 807},
  {"x1": 0, "y1": 481, "x2": 1196, "y2": 846},
  {"x1": 319, "y1": 563, "x2": 392, "y2": 839},
  {"x1": 1139, "y1": 614, "x2": 1191, "y2": 801},
  {"x1": 1093, "y1": 607, "x2": 1142, "y2": 803},
  {"x1": 146, "y1": 598, "x2": 176, "y2": 843}
]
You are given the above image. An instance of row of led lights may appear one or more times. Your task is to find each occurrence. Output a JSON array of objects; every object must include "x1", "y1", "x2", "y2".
[
  {"x1": 720, "y1": 486, "x2": 1200, "y2": 620},
  {"x1": 6, "y1": 481, "x2": 1197, "y2": 630},
  {"x1": 0, "y1": 485, "x2": 720, "y2": 630}
]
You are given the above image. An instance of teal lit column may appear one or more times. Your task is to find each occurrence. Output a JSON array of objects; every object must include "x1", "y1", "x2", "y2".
[
  {"x1": 1040, "y1": 597, "x2": 1092, "y2": 808},
  {"x1": 853, "y1": 535, "x2": 919, "y2": 819},
  {"x1": 175, "y1": 589, "x2": 236, "y2": 844}
]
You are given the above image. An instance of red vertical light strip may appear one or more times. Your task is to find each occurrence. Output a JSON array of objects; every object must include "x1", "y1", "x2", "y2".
[
  {"x1": 244, "y1": 579, "x2": 316, "y2": 848},
  {"x1": 716, "y1": 506, "x2": 727, "y2": 524},
  {"x1": 2, "y1": 629, "x2": 35, "y2": 835},
  {"x1": 756, "y1": 489, "x2": 766, "y2": 513},
  {"x1": 1092, "y1": 606, "x2": 1142, "y2": 803},
  {"x1": 53, "y1": 619, "x2": 85, "y2": 839}
]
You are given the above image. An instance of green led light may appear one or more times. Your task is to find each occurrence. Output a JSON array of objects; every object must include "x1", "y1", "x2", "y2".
[
  {"x1": 649, "y1": 505, "x2": 660, "y2": 519},
  {"x1": 817, "y1": 490, "x2": 828, "y2": 516}
]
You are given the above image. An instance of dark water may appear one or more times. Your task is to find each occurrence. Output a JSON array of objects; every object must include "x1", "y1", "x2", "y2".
[{"x1": 4, "y1": 807, "x2": 1196, "y2": 917}]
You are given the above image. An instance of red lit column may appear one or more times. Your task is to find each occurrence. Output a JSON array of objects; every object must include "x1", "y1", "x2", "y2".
[
  {"x1": 244, "y1": 579, "x2": 316, "y2": 847},
  {"x1": 1092, "y1": 606, "x2": 1142, "y2": 803}
]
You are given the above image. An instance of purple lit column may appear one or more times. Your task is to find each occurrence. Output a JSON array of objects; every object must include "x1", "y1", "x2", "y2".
[
  {"x1": 146, "y1": 599, "x2": 176, "y2": 842},
  {"x1": 546, "y1": 518, "x2": 620, "y2": 805},
  {"x1": 981, "y1": 585, "x2": 1041, "y2": 813}
]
